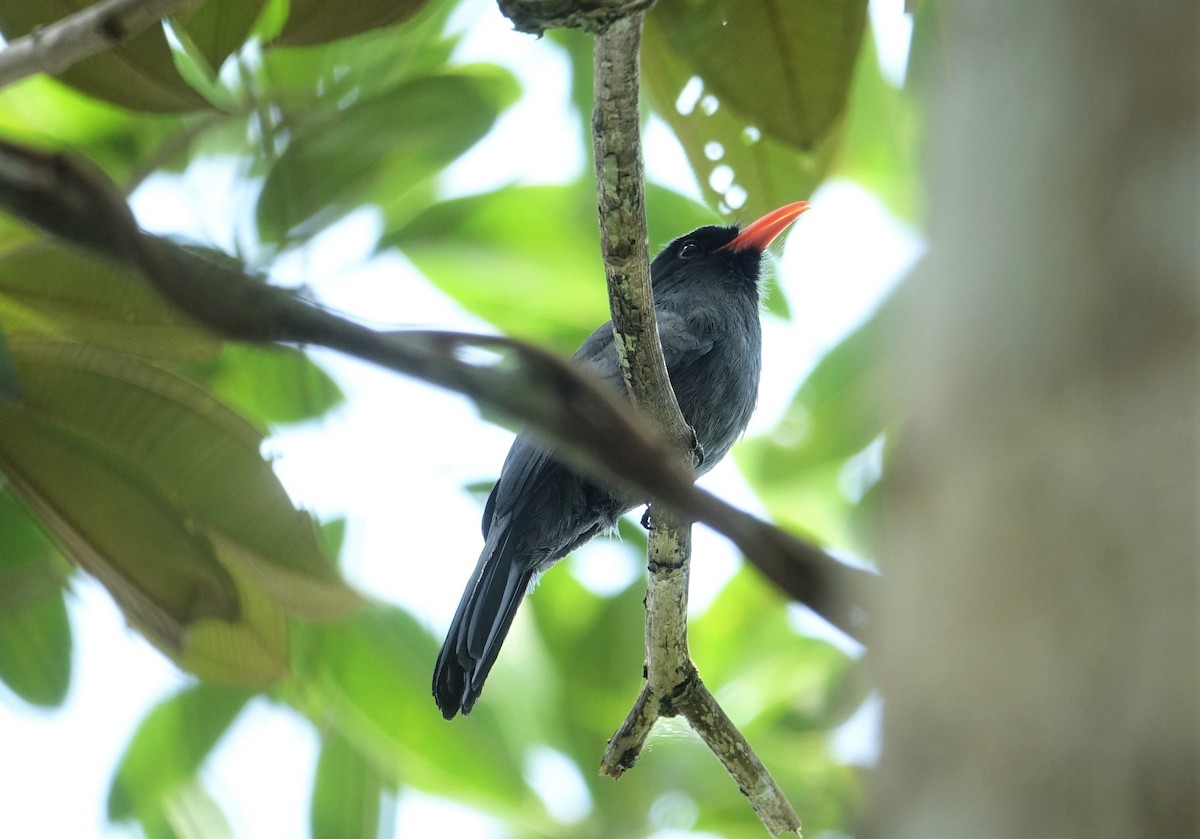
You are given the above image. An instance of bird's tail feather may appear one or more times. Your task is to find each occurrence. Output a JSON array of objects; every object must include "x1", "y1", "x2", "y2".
[{"x1": 433, "y1": 528, "x2": 533, "y2": 719}]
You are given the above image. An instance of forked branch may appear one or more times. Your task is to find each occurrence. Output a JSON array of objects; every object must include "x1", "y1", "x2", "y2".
[{"x1": 582, "y1": 9, "x2": 802, "y2": 837}]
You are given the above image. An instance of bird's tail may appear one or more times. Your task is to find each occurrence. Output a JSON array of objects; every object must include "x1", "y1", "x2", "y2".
[{"x1": 433, "y1": 528, "x2": 534, "y2": 719}]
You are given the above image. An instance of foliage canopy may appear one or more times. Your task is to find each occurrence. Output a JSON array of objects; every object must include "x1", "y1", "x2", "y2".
[{"x1": 0, "y1": 0, "x2": 921, "y2": 835}]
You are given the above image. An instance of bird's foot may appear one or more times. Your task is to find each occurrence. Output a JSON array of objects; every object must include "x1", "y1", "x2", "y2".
[
  {"x1": 690, "y1": 430, "x2": 706, "y2": 471},
  {"x1": 641, "y1": 507, "x2": 654, "y2": 530}
]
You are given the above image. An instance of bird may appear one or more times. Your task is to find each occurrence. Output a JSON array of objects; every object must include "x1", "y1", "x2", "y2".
[{"x1": 433, "y1": 201, "x2": 811, "y2": 719}]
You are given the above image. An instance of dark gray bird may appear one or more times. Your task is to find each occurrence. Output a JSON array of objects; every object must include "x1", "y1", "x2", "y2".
[{"x1": 433, "y1": 202, "x2": 811, "y2": 719}]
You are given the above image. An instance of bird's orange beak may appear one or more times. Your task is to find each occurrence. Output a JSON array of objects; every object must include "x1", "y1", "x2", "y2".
[{"x1": 720, "y1": 201, "x2": 811, "y2": 253}]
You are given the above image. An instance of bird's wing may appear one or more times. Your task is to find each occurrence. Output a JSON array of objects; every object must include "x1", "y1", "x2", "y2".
[
  {"x1": 572, "y1": 311, "x2": 716, "y2": 388},
  {"x1": 656, "y1": 309, "x2": 717, "y2": 371},
  {"x1": 482, "y1": 312, "x2": 715, "y2": 538},
  {"x1": 482, "y1": 435, "x2": 552, "y2": 538}
]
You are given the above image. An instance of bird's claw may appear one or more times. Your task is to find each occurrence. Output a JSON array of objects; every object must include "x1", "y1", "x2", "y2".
[{"x1": 691, "y1": 431, "x2": 706, "y2": 471}]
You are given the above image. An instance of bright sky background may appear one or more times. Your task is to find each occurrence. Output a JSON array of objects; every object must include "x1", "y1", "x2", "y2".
[{"x1": 0, "y1": 2, "x2": 918, "y2": 837}]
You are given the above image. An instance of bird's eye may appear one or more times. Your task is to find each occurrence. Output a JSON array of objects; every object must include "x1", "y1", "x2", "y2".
[{"x1": 679, "y1": 241, "x2": 699, "y2": 259}]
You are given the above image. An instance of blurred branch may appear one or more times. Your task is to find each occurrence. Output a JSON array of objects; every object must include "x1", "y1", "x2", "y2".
[
  {"x1": 588, "y1": 12, "x2": 800, "y2": 837},
  {"x1": 865, "y1": 0, "x2": 1197, "y2": 835},
  {"x1": 0, "y1": 0, "x2": 197, "y2": 90},
  {"x1": 0, "y1": 138, "x2": 876, "y2": 642},
  {"x1": 0, "y1": 138, "x2": 868, "y2": 835}
]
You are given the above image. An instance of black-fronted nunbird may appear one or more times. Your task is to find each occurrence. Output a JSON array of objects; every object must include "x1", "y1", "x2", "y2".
[{"x1": 433, "y1": 202, "x2": 811, "y2": 719}]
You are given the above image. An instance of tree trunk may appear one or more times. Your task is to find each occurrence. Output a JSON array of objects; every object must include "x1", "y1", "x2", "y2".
[{"x1": 866, "y1": 1, "x2": 1198, "y2": 836}]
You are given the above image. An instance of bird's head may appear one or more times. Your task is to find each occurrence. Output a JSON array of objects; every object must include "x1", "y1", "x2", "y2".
[{"x1": 650, "y1": 201, "x2": 811, "y2": 294}]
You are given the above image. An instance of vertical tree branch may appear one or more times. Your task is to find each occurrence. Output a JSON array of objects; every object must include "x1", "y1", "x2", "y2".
[
  {"x1": 591, "y1": 14, "x2": 692, "y2": 449},
  {"x1": 588, "y1": 12, "x2": 802, "y2": 837}
]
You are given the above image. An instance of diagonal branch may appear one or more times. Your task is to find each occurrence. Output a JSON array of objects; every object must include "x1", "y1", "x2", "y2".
[
  {"x1": 0, "y1": 0, "x2": 197, "y2": 90},
  {"x1": 0, "y1": 137, "x2": 876, "y2": 648}
]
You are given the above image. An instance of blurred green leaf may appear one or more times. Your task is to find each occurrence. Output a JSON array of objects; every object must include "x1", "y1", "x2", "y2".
[
  {"x1": 836, "y1": 26, "x2": 921, "y2": 219},
  {"x1": 256, "y1": 68, "x2": 518, "y2": 243},
  {"x1": 0, "y1": 339, "x2": 357, "y2": 684},
  {"x1": 183, "y1": 344, "x2": 344, "y2": 427},
  {"x1": 744, "y1": 293, "x2": 893, "y2": 475},
  {"x1": 0, "y1": 374, "x2": 240, "y2": 650},
  {"x1": 311, "y1": 730, "x2": 384, "y2": 839},
  {"x1": 0, "y1": 487, "x2": 70, "y2": 706},
  {"x1": 648, "y1": 0, "x2": 867, "y2": 148},
  {"x1": 694, "y1": 741, "x2": 861, "y2": 839},
  {"x1": 277, "y1": 0, "x2": 430, "y2": 46},
  {"x1": 643, "y1": 0, "x2": 867, "y2": 219},
  {"x1": 0, "y1": 583, "x2": 69, "y2": 710},
  {"x1": 848, "y1": 475, "x2": 883, "y2": 553},
  {"x1": 140, "y1": 778, "x2": 237, "y2": 839},
  {"x1": 256, "y1": 4, "x2": 459, "y2": 114},
  {"x1": 175, "y1": 0, "x2": 267, "y2": 72},
  {"x1": 903, "y1": 0, "x2": 945, "y2": 101},
  {"x1": 0, "y1": 0, "x2": 209, "y2": 112},
  {"x1": 689, "y1": 575, "x2": 863, "y2": 836},
  {"x1": 0, "y1": 330, "x2": 18, "y2": 401},
  {"x1": 546, "y1": 29, "x2": 594, "y2": 159},
  {"x1": 0, "y1": 78, "x2": 188, "y2": 188},
  {"x1": 293, "y1": 605, "x2": 534, "y2": 812},
  {"x1": 318, "y1": 517, "x2": 348, "y2": 565},
  {"x1": 0, "y1": 241, "x2": 221, "y2": 362},
  {"x1": 8, "y1": 340, "x2": 361, "y2": 623},
  {"x1": 386, "y1": 182, "x2": 604, "y2": 348},
  {"x1": 737, "y1": 291, "x2": 898, "y2": 547},
  {"x1": 181, "y1": 555, "x2": 290, "y2": 684},
  {"x1": 108, "y1": 682, "x2": 254, "y2": 824},
  {"x1": 693, "y1": 570, "x2": 854, "y2": 728},
  {"x1": 526, "y1": 566, "x2": 645, "y2": 757},
  {"x1": 387, "y1": 181, "x2": 714, "y2": 351}
]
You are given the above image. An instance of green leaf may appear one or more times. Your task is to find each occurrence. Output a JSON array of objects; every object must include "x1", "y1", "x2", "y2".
[
  {"x1": 385, "y1": 181, "x2": 714, "y2": 352},
  {"x1": 0, "y1": 487, "x2": 70, "y2": 706},
  {"x1": 835, "y1": 25, "x2": 922, "y2": 219},
  {"x1": 526, "y1": 567, "x2": 646, "y2": 760},
  {"x1": 744, "y1": 292, "x2": 894, "y2": 477},
  {"x1": 293, "y1": 606, "x2": 531, "y2": 810},
  {"x1": 180, "y1": 558, "x2": 289, "y2": 684},
  {"x1": 0, "y1": 241, "x2": 221, "y2": 362},
  {"x1": 0, "y1": 329, "x2": 19, "y2": 401},
  {"x1": 385, "y1": 183, "x2": 605, "y2": 348},
  {"x1": 311, "y1": 730, "x2": 384, "y2": 839},
  {"x1": 318, "y1": 517, "x2": 348, "y2": 566},
  {"x1": 0, "y1": 340, "x2": 357, "y2": 683},
  {"x1": 175, "y1": 0, "x2": 267, "y2": 72},
  {"x1": 256, "y1": 68, "x2": 519, "y2": 244},
  {"x1": 0, "y1": 78, "x2": 187, "y2": 189},
  {"x1": 150, "y1": 779, "x2": 238, "y2": 839},
  {"x1": 0, "y1": 0, "x2": 209, "y2": 113},
  {"x1": 277, "y1": 0, "x2": 431, "y2": 46},
  {"x1": 183, "y1": 344, "x2": 344, "y2": 427},
  {"x1": 0, "y1": 577, "x2": 70, "y2": 706},
  {"x1": 649, "y1": 0, "x2": 867, "y2": 148},
  {"x1": 737, "y1": 289, "x2": 899, "y2": 547},
  {"x1": 693, "y1": 570, "x2": 855, "y2": 730},
  {"x1": 642, "y1": 0, "x2": 868, "y2": 219},
  {"x1": 0, "y1": 385, "x2": 241, "y2": 650},
  {"x1": 546, "y1": 29, "x2": 596, "y2": 158},
  {"x1": 108, "y1": 682, "x2": 254, "y2": 824},
  {"x1": 8, "y1": 340, "x2": 361, "y2": 624},
  {"x1": 255, "y1": 5, "x2": 460, "y2": 113}
]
